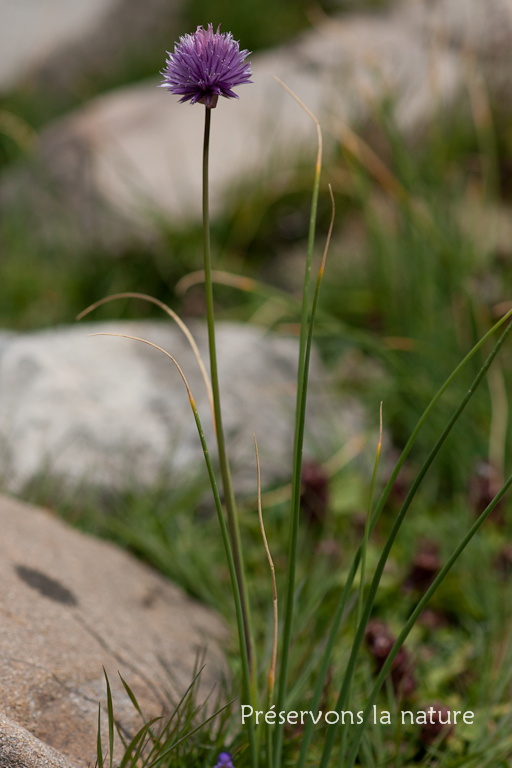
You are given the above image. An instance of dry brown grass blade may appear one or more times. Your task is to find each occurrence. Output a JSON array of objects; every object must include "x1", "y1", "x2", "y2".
[
  {"x1": 88, "y1": 332, "x2": 198, "y2": 409},
  {"x1": 175, "y1": 270, "x2": 257, "y2": 296},
  {"x1": 335, "y1": 120, "x2": 406, "y2": 203},
  {"x1": 464, "y1": 50, "x2": 496, "y2": 198},
  {"x1": 319, "y1": 183, "x2": 335, "y2": 281},
  {"x1": 273, "y1": 75, "x2": 322, "y2": 176},
  {"x1": 488, "y1": 361, "x2": 507, "y2": 493},
  {"x1": 78, "y1": 293, "x2": 214, "y2": 428},
  {"x1": 379, "y1": 401, "x2": 383, "y2": 449},
  {"x1": 253, "y1": 434, "x2": 278, "y2": 699},
  {"x1": 333, "y1": 119, "x2": 438, "y2": 235}
]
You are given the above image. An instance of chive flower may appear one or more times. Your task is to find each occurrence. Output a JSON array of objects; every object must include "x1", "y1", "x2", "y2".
[
  {"x1": 214, "y1": 752, "x2": 235, "y2": 768},
  {"x1": 160, "y1": 24, "x2": 252, "y2": 108}
]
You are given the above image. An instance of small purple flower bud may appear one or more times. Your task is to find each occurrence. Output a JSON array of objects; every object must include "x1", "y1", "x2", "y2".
[
  {"x1": 403, "y1": 539, "x2": 441, "y2": 594},
  {"x1": 300, "y1": 460, "x2": 329, "y2": 528},
  {"x1": 418, "y1": 703, "x2": 455, "y2": 746},
  {"x1": 365, "y1": 620, "x2": 416, "y2": 700},
  {"x1": 160, "y1": 24, "x2": 252, "y2": 108},
  {"x1": 214, "y1": 752, "x2": 235, "y2": 768}
]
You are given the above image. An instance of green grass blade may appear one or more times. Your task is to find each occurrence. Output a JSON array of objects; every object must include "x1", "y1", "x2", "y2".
[
  {"x1": 97, "y1": 704, "x2": 103, "y2": 768},
  {"x1": 118, "y1": 672, "x2": 145, "y2": 721},
  {"x1": 145, "y1": 697, "x2": 238, "y2": 768},
  {"x1": 357, "y1": 402, "x2": 383, "y2": 627},
  {"x1": 119, "y1": 717, "x2": 162, "y2": 768},
  {"x1": 153, "y1": 663, "x2": 206, "y2": 735},
  {"x1": 103, "y1": 668, "x2": 114, "y2": 768},
  {"x1": 274, "y1": 86, "x2": 325, "y2": 768}
]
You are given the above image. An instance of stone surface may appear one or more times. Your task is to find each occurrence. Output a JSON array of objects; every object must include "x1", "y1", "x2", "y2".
[
  {"x1": 0, "y1": 320, "x2": 363, "y2": 496},
  {"x1": 0, "y1": 712, "x2": 76, "y2": 768},
  {"x1": 0, "y1": 0, "x2": 116, "y2": 92},
  {"x1": 0, "y1": 0, "x2": 183, "y2": 94},
  {"x1": 0, "y1": 492, "x2": 227, "y2": 768},
  {"x1": 3, "y1": 0, "x2": 512, "y2": 248}
]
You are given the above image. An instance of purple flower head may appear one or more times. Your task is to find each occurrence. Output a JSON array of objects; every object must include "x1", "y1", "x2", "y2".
[
  {"x1": 160, "y1": 24, "x2": 252, "y2": 108},
  {"x1": 214, "y1": 752, "x2": 235, "y2": 768}
]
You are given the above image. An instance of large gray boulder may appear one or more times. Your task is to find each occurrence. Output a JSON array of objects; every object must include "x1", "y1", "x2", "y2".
[
  {"x1": 3, "y1": 0, "x2": 512, "y2": 248},
  {"x1": 0, "y1": 492, "x2": 227, "y2": 768},
  {"x1": 0, "y1": 320, "x2": 364, "y2": 497}
]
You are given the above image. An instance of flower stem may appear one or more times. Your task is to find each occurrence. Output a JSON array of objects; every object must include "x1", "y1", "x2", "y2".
[{"x1": 202, "y1": 105, "x2": 256, "y2": 731}]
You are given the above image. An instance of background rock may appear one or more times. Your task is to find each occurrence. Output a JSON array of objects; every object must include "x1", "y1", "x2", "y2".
[
  {"x1": 0, "y1": 320, "x2": 365, "y2": 497},
  {"x1": 3, "y1": 0, "x2": 512, "y2": 249},
  {"x1": 0, "y1": 492, "x2": 227, "y2": 767},
  {"x1": 0, "y1": 0, "x2": 183, "y2": 95}
]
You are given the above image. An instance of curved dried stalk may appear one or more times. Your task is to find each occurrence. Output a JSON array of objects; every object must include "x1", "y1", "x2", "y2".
[
  {"x1": 78, "y1": 293, "x2": 214, "y2": 429},
  {"x1": 89, "y1": 332, "x2": 199, "y2": 408},
  {"x1": 253, "y1": 435, "x2": 278, "y2": 700},
  {"x1": 176, "y1": 270, "x2": 257, "y2": 296}
]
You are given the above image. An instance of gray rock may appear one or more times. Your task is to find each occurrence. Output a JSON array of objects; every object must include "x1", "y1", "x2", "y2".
[
  {"x1": 0, "y1": 320, "x2": 364, "y2": 497},
  {"x1": 0, "y1": 492, "x2": 227, "y2": 767},
  {"x1": 0, "y1": 713, "x2": 76, "y2": 768},
  {"x1": 5, "y1": 0, "x2": 512, "y2": 248},
  {"x1": 0, "y1": 0, "x2": 183, "y2": 95},
  {"x1": 0, "y1": 0, "x2": 115, "y2": 93}
]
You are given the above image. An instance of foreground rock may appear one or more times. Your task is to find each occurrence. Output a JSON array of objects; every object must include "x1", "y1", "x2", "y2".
[
  {"x1": 3, "y1": 0, "x2": 512, "y2": 248},
  {"x1": 0, "y1": 493, "x2": 227, "y2": 768},
  {"x1": 0, "y1": 713, "x2": 76, "y2": 768},
  {"x1": 0, "y1": 320, "x2": 364, "y2": 496}
]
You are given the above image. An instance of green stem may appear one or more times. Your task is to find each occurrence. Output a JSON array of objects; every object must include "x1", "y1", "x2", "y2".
[
  {"x1": 202, "y1": 107, "x2": 257, "y2": 762},
  {"x1": 273, "y1": 127, "x2": 322, "y2": 768},
  {"x1": 357, "y1": 407, "x2": 382, "y2": 628}
]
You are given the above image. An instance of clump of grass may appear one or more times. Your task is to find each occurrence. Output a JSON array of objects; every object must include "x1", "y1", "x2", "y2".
[{"x1": 96, "y1": 663, "x2": 235, "y2": 768}]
